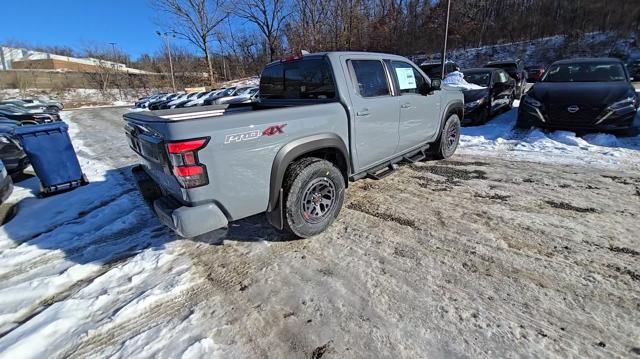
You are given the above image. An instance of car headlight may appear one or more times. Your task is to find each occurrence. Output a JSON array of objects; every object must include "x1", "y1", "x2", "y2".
[
  {"x1": 523, "y1": 95, "x2": 542, "y2": 108},
  {"x1": 0, "y1": 136, "x2": 10, "y2": 144},
  {"x1": 465, "y1": 98, "x2": 485, "y2": 109},
  {"x1": 607, "y1": 96, "x2": 637, "y2": 111}
]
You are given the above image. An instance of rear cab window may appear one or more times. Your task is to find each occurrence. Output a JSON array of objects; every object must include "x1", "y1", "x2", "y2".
[{"x1": 260, "y1": 58, "x2": 336, "y2": 101}]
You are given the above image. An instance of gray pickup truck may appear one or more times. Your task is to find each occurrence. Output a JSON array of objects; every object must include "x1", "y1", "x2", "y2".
[{"x1": 124, "y1": 52, "x2": 464, "y2": 238}]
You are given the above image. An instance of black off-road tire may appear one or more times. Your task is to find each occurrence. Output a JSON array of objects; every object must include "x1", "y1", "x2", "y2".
[
  {"x1": 282, "y1": 157, "x2": 345, "y2": 238},
  {"x1": 431, "y1": 113, "x2": 461, "y2": 160}
]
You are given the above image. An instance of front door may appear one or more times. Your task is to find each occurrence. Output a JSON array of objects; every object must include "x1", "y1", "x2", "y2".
[
  {"x1": 389, "y1": 60, "x2": 441, "y2": 151},
  {"x1": 346, "y1": 58, "x2": 400, "y2": 172}
]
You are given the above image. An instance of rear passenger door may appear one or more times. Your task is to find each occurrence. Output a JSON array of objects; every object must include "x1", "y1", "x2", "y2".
[
  {"x1": 346, "y1": 59, "x2": 400, "y2": 172},
  {"x1": 389, "y1": 60, "x2": 441, "y2": 151}
]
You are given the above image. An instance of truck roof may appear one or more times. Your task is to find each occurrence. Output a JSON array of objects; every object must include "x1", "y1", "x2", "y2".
[{"x1": 265, "y1": 51, "x2": 416, "y2": 68}]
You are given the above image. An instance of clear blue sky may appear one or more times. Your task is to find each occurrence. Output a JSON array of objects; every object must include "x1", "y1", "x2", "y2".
[{"x1": 2, "y1": 0, "x2": 167, "y2": 59}]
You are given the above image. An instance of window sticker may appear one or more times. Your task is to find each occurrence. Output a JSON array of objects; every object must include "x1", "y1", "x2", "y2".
[{"x1": 395, "y1": 67, "x2": 417, "y2": 90}]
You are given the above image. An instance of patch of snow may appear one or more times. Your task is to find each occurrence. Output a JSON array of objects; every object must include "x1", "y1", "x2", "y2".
[
  {"x1": 0, "y1": 111, "x2": 224, "y2": 358},
  {"x1": 459, "y1": 101, "x2": 640, "y2": 169}
]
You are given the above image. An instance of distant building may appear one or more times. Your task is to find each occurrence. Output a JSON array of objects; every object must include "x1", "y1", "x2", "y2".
[{"x1": 0, "y1": 47, "x2": 155, "y2": 74}]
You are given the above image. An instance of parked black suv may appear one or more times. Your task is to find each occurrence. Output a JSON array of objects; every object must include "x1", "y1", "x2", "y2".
[
  {"x1": 484, "y1": 59, "x2": 527, "y2": 98},
  {"x1": 461, "y1": 68, "x2": 516, "y2": 125},
  {"x1": 518, "y1": 58, "x2": 639, "y2": 131}
]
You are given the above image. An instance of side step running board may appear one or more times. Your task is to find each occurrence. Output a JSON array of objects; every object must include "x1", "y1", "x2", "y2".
[
  {"x1": 367, "y1": 164, "x2": 397, "y2": 180},
  {"x1": 403, "y1": 149, "x2": 427, "y2": 163}
]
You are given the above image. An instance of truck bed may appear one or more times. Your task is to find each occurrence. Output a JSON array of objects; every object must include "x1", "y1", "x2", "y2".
[{"x1": 124, "y1": 104, "x2": 254, "y2": 123}]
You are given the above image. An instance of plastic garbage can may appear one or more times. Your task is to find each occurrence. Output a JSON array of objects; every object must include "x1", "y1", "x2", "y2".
[{"x1": 13, "y1": 122, "x2": 87, "y2": 195}]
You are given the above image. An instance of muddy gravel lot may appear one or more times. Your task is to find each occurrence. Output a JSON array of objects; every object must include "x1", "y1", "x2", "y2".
[{"x1": 1, "y1": 107, "x2": 638, "y2": 358}]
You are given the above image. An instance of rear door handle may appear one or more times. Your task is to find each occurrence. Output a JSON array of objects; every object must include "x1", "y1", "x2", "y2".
[
  {"x1": 356, "y1": 109, "x2": 370, "y2": 117},
  {"x1": 401, "y1": 103, "x2": 412, "y2": 109}
]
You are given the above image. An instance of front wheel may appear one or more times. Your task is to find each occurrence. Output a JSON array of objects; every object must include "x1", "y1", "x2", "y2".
[
  {"x1": 431, "y1": 113, "x2": 461, "y2": 159},
  {"x1": 282, "y1": 158, "x2": 345, "y2": 238}
]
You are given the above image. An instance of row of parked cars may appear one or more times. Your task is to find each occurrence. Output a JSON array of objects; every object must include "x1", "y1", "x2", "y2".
[
  {"x1": 135, "y1": 86, "x2": 259, "y2": 110},
  {"x1": 0, "y1": 97, "x2": 64, "y2": 176},
  {"x1": 421, "y1": 56, "x2": 639, "y2": 131}
]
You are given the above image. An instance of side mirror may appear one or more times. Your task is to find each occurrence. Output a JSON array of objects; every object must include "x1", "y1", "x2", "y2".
[{"x1": 430, "y1": 79, "x2": 442, "y2": 92}]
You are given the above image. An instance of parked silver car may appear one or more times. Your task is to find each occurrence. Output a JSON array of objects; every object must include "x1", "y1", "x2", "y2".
[{"x1": 215, "y1": 87, "x2": 259, "y2": 105}]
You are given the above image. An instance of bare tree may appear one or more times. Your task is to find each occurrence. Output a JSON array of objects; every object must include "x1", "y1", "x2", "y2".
[
  {"x1": 153, "y1": 0, "x2": 229, "y2": 86},
  {"x1": 234, "y1": 0, "x2": 290, "y2": 61}
]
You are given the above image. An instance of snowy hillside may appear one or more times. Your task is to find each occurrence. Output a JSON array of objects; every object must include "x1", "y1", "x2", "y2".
[{"x1": 414, "y1": 32, "x2": 640, "y2": 67}]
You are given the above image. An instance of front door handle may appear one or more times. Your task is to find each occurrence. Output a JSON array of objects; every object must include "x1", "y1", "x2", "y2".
[
  {"x1": 356, "y1": 109, "x2": 370, "y2": 117},
  {"x1": 401, "y1": 103, "x2": 412, "y2": 109}
]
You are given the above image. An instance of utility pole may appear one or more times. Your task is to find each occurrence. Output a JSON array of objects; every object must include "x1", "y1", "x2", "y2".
[
  {"x1": 156, "y1": 31, "x2": 177, "y2": 93},
  {"x1": 109, "y1": 42, "x2": 123, "y2": 101},
  {"x1": 441, "y1": 0, "x2": 452, "y2": 80}
]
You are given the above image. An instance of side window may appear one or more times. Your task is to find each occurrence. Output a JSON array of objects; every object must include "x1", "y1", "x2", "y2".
[
  {"x1": 390, "y1": 61, "x2": 426, "y2": 95},
  {"x1": 350, "y1": 60, "x2": 391, "y2": 98}
]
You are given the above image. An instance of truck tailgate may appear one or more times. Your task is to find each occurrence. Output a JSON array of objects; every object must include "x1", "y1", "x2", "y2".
[{"x1": 124, "y1": 122, "x2": 183, "y2": 198}]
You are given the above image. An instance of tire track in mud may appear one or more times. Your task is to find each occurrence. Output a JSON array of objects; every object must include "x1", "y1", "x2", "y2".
[
  {"x1": 61, "y1": 284, "x2": 208, "y2": 359},
  {"x1": 342, "y1": 165, "x2": 640, "y2": 353},
  {"x1": 0, "y1": 250, "x2": 137, "y2": 339},
  {"x1": 0, "y1": 191, "x2": 156, "y2": 282},
  {"x1": 338, "y1": 212, "x2": 635, "y2": 357},
  {"x1": 0, "y1": 217, "x2": 163, "y2": 284},
  {"x1": 61, "y1": 239, "x2": 307, "y2": 358},
  {"x1": 0, "y1": 212, "x2": 168, "y2": 339}
]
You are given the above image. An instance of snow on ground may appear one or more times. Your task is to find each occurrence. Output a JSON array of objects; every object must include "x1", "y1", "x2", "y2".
[
  {"x1": 459, "y1": 101, "x2": 640, "y2": 170},
  {"x1": 0, "y1": 115, "x2": 225, "y2": 358}
]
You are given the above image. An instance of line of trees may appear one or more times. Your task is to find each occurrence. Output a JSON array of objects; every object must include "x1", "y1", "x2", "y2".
[
  {"x1": 148, "y1": 0, "x2": 639, "y2": 84},
  {"x1": 4, "y1": 0, "x2": 639, "y2": 88}
]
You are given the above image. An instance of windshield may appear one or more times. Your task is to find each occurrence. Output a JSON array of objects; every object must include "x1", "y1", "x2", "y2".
[
  {"x1": 463, "y1": 72, "x2": 491, "y2": 87},
  {"x1": 420, "y1": 65, "x2": 442, "y2": 79},
  {"x1": 542, "y1": 63, "x2": 627, "y2": 82}
]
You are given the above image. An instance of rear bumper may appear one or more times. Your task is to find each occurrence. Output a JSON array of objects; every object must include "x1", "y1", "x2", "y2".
[
  {"x1": 153, "y1": 197, "x2": 228, "y2": 238},
  {"x1": 132, "y1": 165, "x2": 228, "y2": 238}
]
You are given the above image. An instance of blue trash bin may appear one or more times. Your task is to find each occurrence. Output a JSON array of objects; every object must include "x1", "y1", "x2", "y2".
[{"x1": 13, "y1": 121, "x2": 87, "y2": 195}]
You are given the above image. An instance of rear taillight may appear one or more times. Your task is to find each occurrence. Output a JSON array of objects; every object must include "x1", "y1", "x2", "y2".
[{"x1": 166, "y1": 137, "x2": 209, "y2": 188}]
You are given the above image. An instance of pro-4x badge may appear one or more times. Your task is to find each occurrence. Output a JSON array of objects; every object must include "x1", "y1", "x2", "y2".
[{"x1": 224, "y1": 124, "x2": 287, "y2": 144}]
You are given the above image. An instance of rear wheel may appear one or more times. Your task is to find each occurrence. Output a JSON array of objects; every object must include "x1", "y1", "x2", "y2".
[
  {"x1": 431, "y1": 113, "x2": 461, "y2": 159},
  {"x1": 282, "y1": 158, "x2": 345, "y2": 238}
]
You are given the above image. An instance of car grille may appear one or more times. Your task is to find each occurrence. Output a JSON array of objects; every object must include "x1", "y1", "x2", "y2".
[{"x1": 545, "y1": 104, "x2": 604, "y2": 125}]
